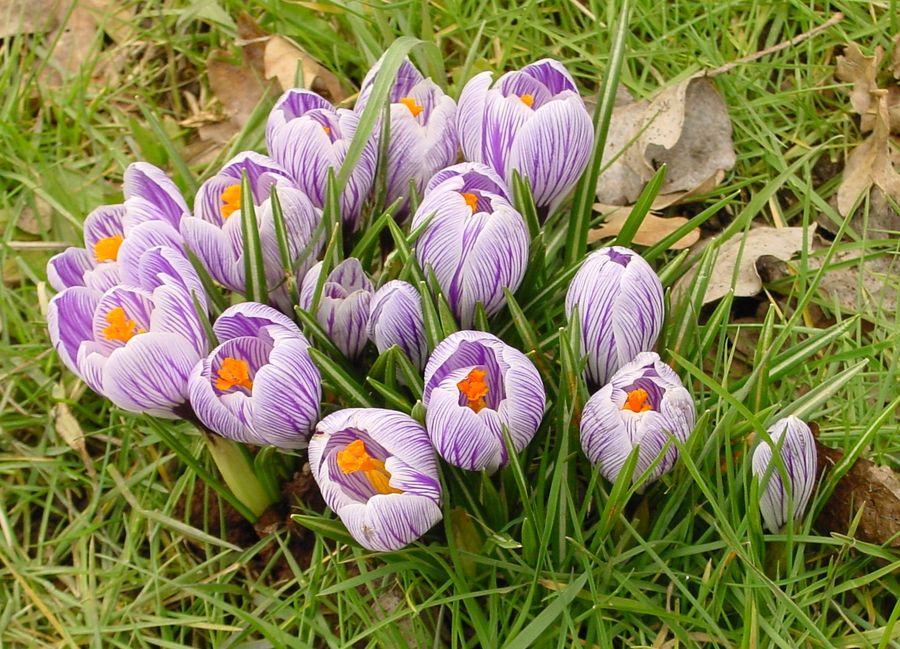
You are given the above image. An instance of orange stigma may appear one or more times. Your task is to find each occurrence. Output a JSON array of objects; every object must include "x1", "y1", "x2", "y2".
[
  {"x1": 102, "y1": 306, "x2": 145, "y2": 342},
  {"x1": 623, "y1": 388, "x2": 653, "y2": 413},
  {"x1": 220, "y1": 184, "x2": 242, "y2": 219},
  {"x1": 461, "y1": 192, "x2": 479, "y2": 214},
  {"x1": 336, "y1": 439, "x2": 402, "y2": 495},
  {"x1": 399, "y1": 96, "x2": 424, "y2": 117},
  {"x1": 519, "y1": 94, "x2": 534, "y2": 107},
  {"x1": 458, "y1": 368, "x2": 489, "y2": 413},
  {"x1": 94, "y1": 234, "x2": 124, "y2": 263},
  {"x1": 322, "y1": 126, "x2": 331, "y2": 135},
  {"x1": 215, "y1": 357, "x2": 254, "y2": 392}
]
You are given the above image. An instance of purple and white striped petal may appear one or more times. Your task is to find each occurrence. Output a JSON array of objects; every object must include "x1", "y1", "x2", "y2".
[
  {"x1": 368, "y1": 280, "x2": 428, "y2": 371},
  {"x1": 580, "y1": 352, "x2": 695, "y2": 487},
  {"x1": 308, "y1": 408, "x2": 442, "y2": 552},
  {"x1": 356, "y1": 56, "x2": 426, "y2": 112},
  {"x1": 752, "y1": 416, "x2": 817, "y2": 533},
  {"x1": 122, "y1": 162, "x2": 190, "y2": 230},
  {"x1": 47, "y1": 247, "x2": 94, "y2": 291},
  {"x1": 47, "y1": 286, "x2": 98, "y2": 379},
  {"x1": 565, "y1": 246, "x2": 664, "y2": 388},
  {"x1": 425, "y1": 162, "x2": 511, "y2": 201}
]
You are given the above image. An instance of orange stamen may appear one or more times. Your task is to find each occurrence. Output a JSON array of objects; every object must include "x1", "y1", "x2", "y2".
[
  {"x1": 461, "y1": 192, "x2": 479, "y2": 214},
  {"x1": 336, "y1": 439, "x2": 402, "y2": 495},
  {"x1": 94, "y1": 234, "x2": 124, "y2": 263},
  {"x1": 623, "y1": 388, "x2": 653, "y2": 413},
  {"x1": 399, "y1": 96, "x2": 424, "y2": 117},
  {"x1": 215, "y1": 357, "x2": 254, "y2": 392},
  {"x1": 102, "y1": 306, "x2": 145, "y2": 342},
  {"x1": 457, "y1": 368, "x2": 489, "y2": 413},
  {"x1": 323, "y1": 126, "x2": 331, "y2": 135},
  {"x1": 520, "y1": 94, "x2": 534, "y2": 107},
  {"x1": 220, "y1": 184, "x2": 242, "y2": 219}
]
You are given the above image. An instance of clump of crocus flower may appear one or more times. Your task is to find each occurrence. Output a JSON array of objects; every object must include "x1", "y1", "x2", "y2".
[
  {"x1": 308, "y1": 408, "x2": 443, "y2": 551},
  {"x1": 752, "y1": 416, "x2": 817, "y2": 532},
  {"x1": 422, "y1": 331, "x2": 546, "y2": 472},
  {"x1": 456, "y1": 58, "x2": 594, "y2": 211},
  {"x1": 566, "y1": 245, "x2": 665, "y2": 388},
  {"x1": 580, "y1": 352, "x2": 695, "y2": 487},
  {"x1": 412, "y1": 163, "x2": 528, "y2": 327}
]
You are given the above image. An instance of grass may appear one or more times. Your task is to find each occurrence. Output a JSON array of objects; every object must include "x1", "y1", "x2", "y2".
[{"x1": 2, "y1": 0, "x2": 899, "y2": 647}]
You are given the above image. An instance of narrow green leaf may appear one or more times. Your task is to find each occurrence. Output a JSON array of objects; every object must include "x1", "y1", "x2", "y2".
[
  {"x1": 613, "y1": 163, "x2": 667, "y2": 248},
  {"x1": 512, "y1": 170, "x2": 540, "y2": 241},
  {"x1": 240, "y1": 170, "x2": 268, "y2": 304},
  {"x1": 269, "y1": 186, "x2": 300, "y2": 309},
  {"x1": 366, "y1": 376, "x2": 412, "y2": 413},
  {"x1": 417, "y1": 279, "x2": 442, "y2": 352},
  {"x1": 502, "y1": 573, "x2": 588, "y2": 649},
  {"x1": 308, "y1": 347, "x2": 373, "y2": 407}
]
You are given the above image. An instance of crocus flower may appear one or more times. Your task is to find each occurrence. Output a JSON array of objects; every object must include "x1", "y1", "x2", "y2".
[
  {"x1": 752, "y1": 416, "x2": 817, "y2": 533},
  {"x1": 188, "y1": 303, "x2": 320, "y2": 449},
  {"x1": 367, "y1": 280, "x2": 428, "y2": 371},
  {"x1": 299, "y1": 258, "x2": 373, "y2": 359},
  {"x1": 412, "y1": 164, "x2": 528, "y2": 327},
  {"x1": 565, "y1": 246, "x2": 664, "y2": 388},
  {"x1": 422, "y1": 330, "x2": 545, "y2": 472},
  {"x1": 266, "y1": 89, "x2": 377, "y2": 231},
  {"x1": 47, "y1": 162, "x2": 190, "y2": 292},
  {"x1": 47, "y1": 235, "x2": 208, "y2": 418},
  {"x1": 308, "y1": 408, "x2": 442, "y2": 551},
  {"x1": 424, "y1": 162, "x2": 511, "y2": 201},
  {"x1": 456, "y1": 59, "x2": 593, "y2": 211},
  {"x1": 180, "y1": 152, "x2": 322, "y2": 308},
  {"x1": 580, "y1": 352, "x2": 695, "y2": 486},
  {"x1": 355, "y1": 57, "x2": 458, "y2": 212}
]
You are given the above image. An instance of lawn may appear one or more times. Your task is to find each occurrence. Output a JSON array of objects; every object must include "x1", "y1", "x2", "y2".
[{"x1": 1, "y1": 0, "x2": 898, "y2": 647}]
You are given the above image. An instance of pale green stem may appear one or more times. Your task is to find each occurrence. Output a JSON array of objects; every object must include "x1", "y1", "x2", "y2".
[{"x1": 202, "y1": 433, "x2": 274, "y2": 520}]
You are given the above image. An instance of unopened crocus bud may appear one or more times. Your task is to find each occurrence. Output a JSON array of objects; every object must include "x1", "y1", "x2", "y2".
[
  {"x1": 423, "y1": 330, "x2": 546, "y2": 472},
  {"x1": 308, "y1": 408, "x2": 442, "y2": 551},
  {"x1": 266, "y1": 89, "x2": 377, "y2": 231},
  {"x1": 456, "y1": 59, "x2": 593, "y2": 211},
  {"x1": 580, "y1": 352, "x2": 695, "y2": 486},
  {"x1": 355, "y1": 57, "x2": 458, "y2": 213},
  {"x1": 752, "y1": 416, "x2": 817, "y2": 533},
  {"x1": 412, "y1": 164, "x2": 528, "y2": 327},
  {"x1": 180, "y1": 152, "x2": 322, "y2": 310},
  {"x1": 565, "y1": 246, "x2": 664, "y2": 388},
  {"x1": 188, "y1": 303, "x2": 321, "y2": 449},
  {"x1": 299, "y1": 258, "x2": 374, "y2": 359},
  {"x1": 368, "y1": 280, "x2": 428, "y2": 371}
]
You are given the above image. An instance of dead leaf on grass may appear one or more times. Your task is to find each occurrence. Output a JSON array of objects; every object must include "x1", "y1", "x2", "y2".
[
  {"x1": 0, "y1": 0, "x2": 61, "y2": 38},
  {"x1": 16, "y1": 195, "x2": 53, "y2": 235},
  {"x1": 835, "y1": 43, "x2": 883, "y2": 125},
  {"x1": 596, "y1": 74, "x2": 736, "y2": 209},
  {"x1": 52, "y1": 383, "x2": 97, "y2": 479},
  {"x1": 675, "y1": 226, "x2": 810, "y2": 305},
  {"x1": 588, "y1": 208, "x2": 699, "y2": 249},
  {"x1": 264, "y1": 35, "x2": 346, "y2": 102}
]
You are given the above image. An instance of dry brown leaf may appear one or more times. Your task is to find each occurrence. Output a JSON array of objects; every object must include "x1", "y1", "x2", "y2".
[
  {"x1": 0, "y1": 0, "x2": 61, "y2": 38},
  {"x1": 17, "y1": 195, "x2": 53, "y2": 235},
  {"x1": 675, "y1": 226, "x2": 809, "y2": 305},
  {"x1": 52, "y1": 383, "x2": 96, "y2": 479},
  {"x1": 588, "y1": 208, "x2": 699, "y2": 249},
  {"x1": 836, "y1": 92, "x2": 900, "y2": 216},
  {"x1": 893, "y1": 34, "x2": 900, "y2": 79},
  {"x1": 264, "y1": 35, "x2": 346, "y2": 102},
  {"x1": 835, "y1": 43, "x2": 883, "y2": 120},
  {"x1": 39, "y1": 3, "x2": 100, "y2": 87},
  {"x1": 596, "y1": 74, "x2": 736, "y2": 208}
]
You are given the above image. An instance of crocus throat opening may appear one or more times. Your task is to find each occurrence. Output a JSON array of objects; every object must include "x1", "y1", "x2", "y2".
[
  {"x1": 458, "y1": 368, "x2": 489, "y2": 413},
  {"x1": 399, "y1": 97, "x2": 424, "y2": 117},
  {"x1": 215, "y1": 357, "x2": 253, "y2": 393},
  {"x1": 336, "y1": 439, "x2": 402, "y2": 495},
  {"x1": 102, "y1": 306, "x2": 145, "y2": 342},
  {"x1": 519, "y1": 94, "x2": 534, "y2": 107},
  {"x1": 220, "y1": 185, "x2": 242, "y2": 219},
  {"x1": 461, "y1": 192, "x2": 479, "y2": 214},
  {"x1": 623, "y1": 388, "x2": 653, "y2": 413},
  {"x1": 94, "y1": 234, "x2": 124, "y2": 263}
]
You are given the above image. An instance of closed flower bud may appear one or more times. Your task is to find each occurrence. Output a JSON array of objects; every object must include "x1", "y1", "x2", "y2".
[
  {"x1": 188, "y1": 303, "x2": 321, "y2": 449},
  {"x1": 580, "y1": 352, "x2": 695, "y2": 486},
  {"x1": 309, "y1": 408, "x2": 443, "y2": 552},
  {"x1": 752, "y1": 416, "x2": 817, "y2": 533},
  {"x1": 423, "y1": 330, "x2": 546, "y2": 472},
  {"x1": 412, "y1": 164, "x2": 528, "y2": 327},
  {"x1": 456, "y1": 59, "x2": 593, "y2": 211},
  {"x1": 368, "y1": 280, "x2": 428, "y2": 371},
  {"x1": 299, "y1": 258, "x2": 374, "y2": 360},
  {"x1": 565, "y1": 246, "x2": 664, "y2": 388}
]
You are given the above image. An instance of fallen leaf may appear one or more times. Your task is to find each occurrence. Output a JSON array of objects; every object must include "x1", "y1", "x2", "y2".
[
  {"x1": 814, "y1": 242, "x2": 899, "y2": 316},
  {"x1": 815, "y1": 439, "x2": 900, "y2": 548},
  {"x1": 675, "y1": 226, "x2": 809, "y2": 305},
  {"x1": 264, "y1": 35, "x2": 346, "y2": 102},
  {"x1": 836, "y1": 92, "x2": 900, "y2": 216},
  {"x1": 52, "y1": 383, "x2": 97, "y2": 479},
  {"x1": 818, "y1": 186, "x2": 900, "y2": 237},
  {"x1": 596, "y1": 74, "x2": 736, "y2": 208},
  {"x1": 893, "y1": 34, "x2": 900, "y2": 79},
  {"x1": 588, "y1": 208, "x2": 699, "y2": 249},
  {"x1": 16, "y1": 195, "x2": 53, "y2": 235},
  {"x1": 835, "y1": 43, "x2": 883, "y2": 121},
  {"x1": 0, "y1": 0, "x2": 61, "y2": 38},
  {"x1": 39, "y1": 3, "x2": 100, "y2": 87}
]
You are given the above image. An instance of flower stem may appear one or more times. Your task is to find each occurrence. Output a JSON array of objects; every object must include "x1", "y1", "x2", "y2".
[{"x1": 202, "y1": 432, "x2": 275, "y2": 521}]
